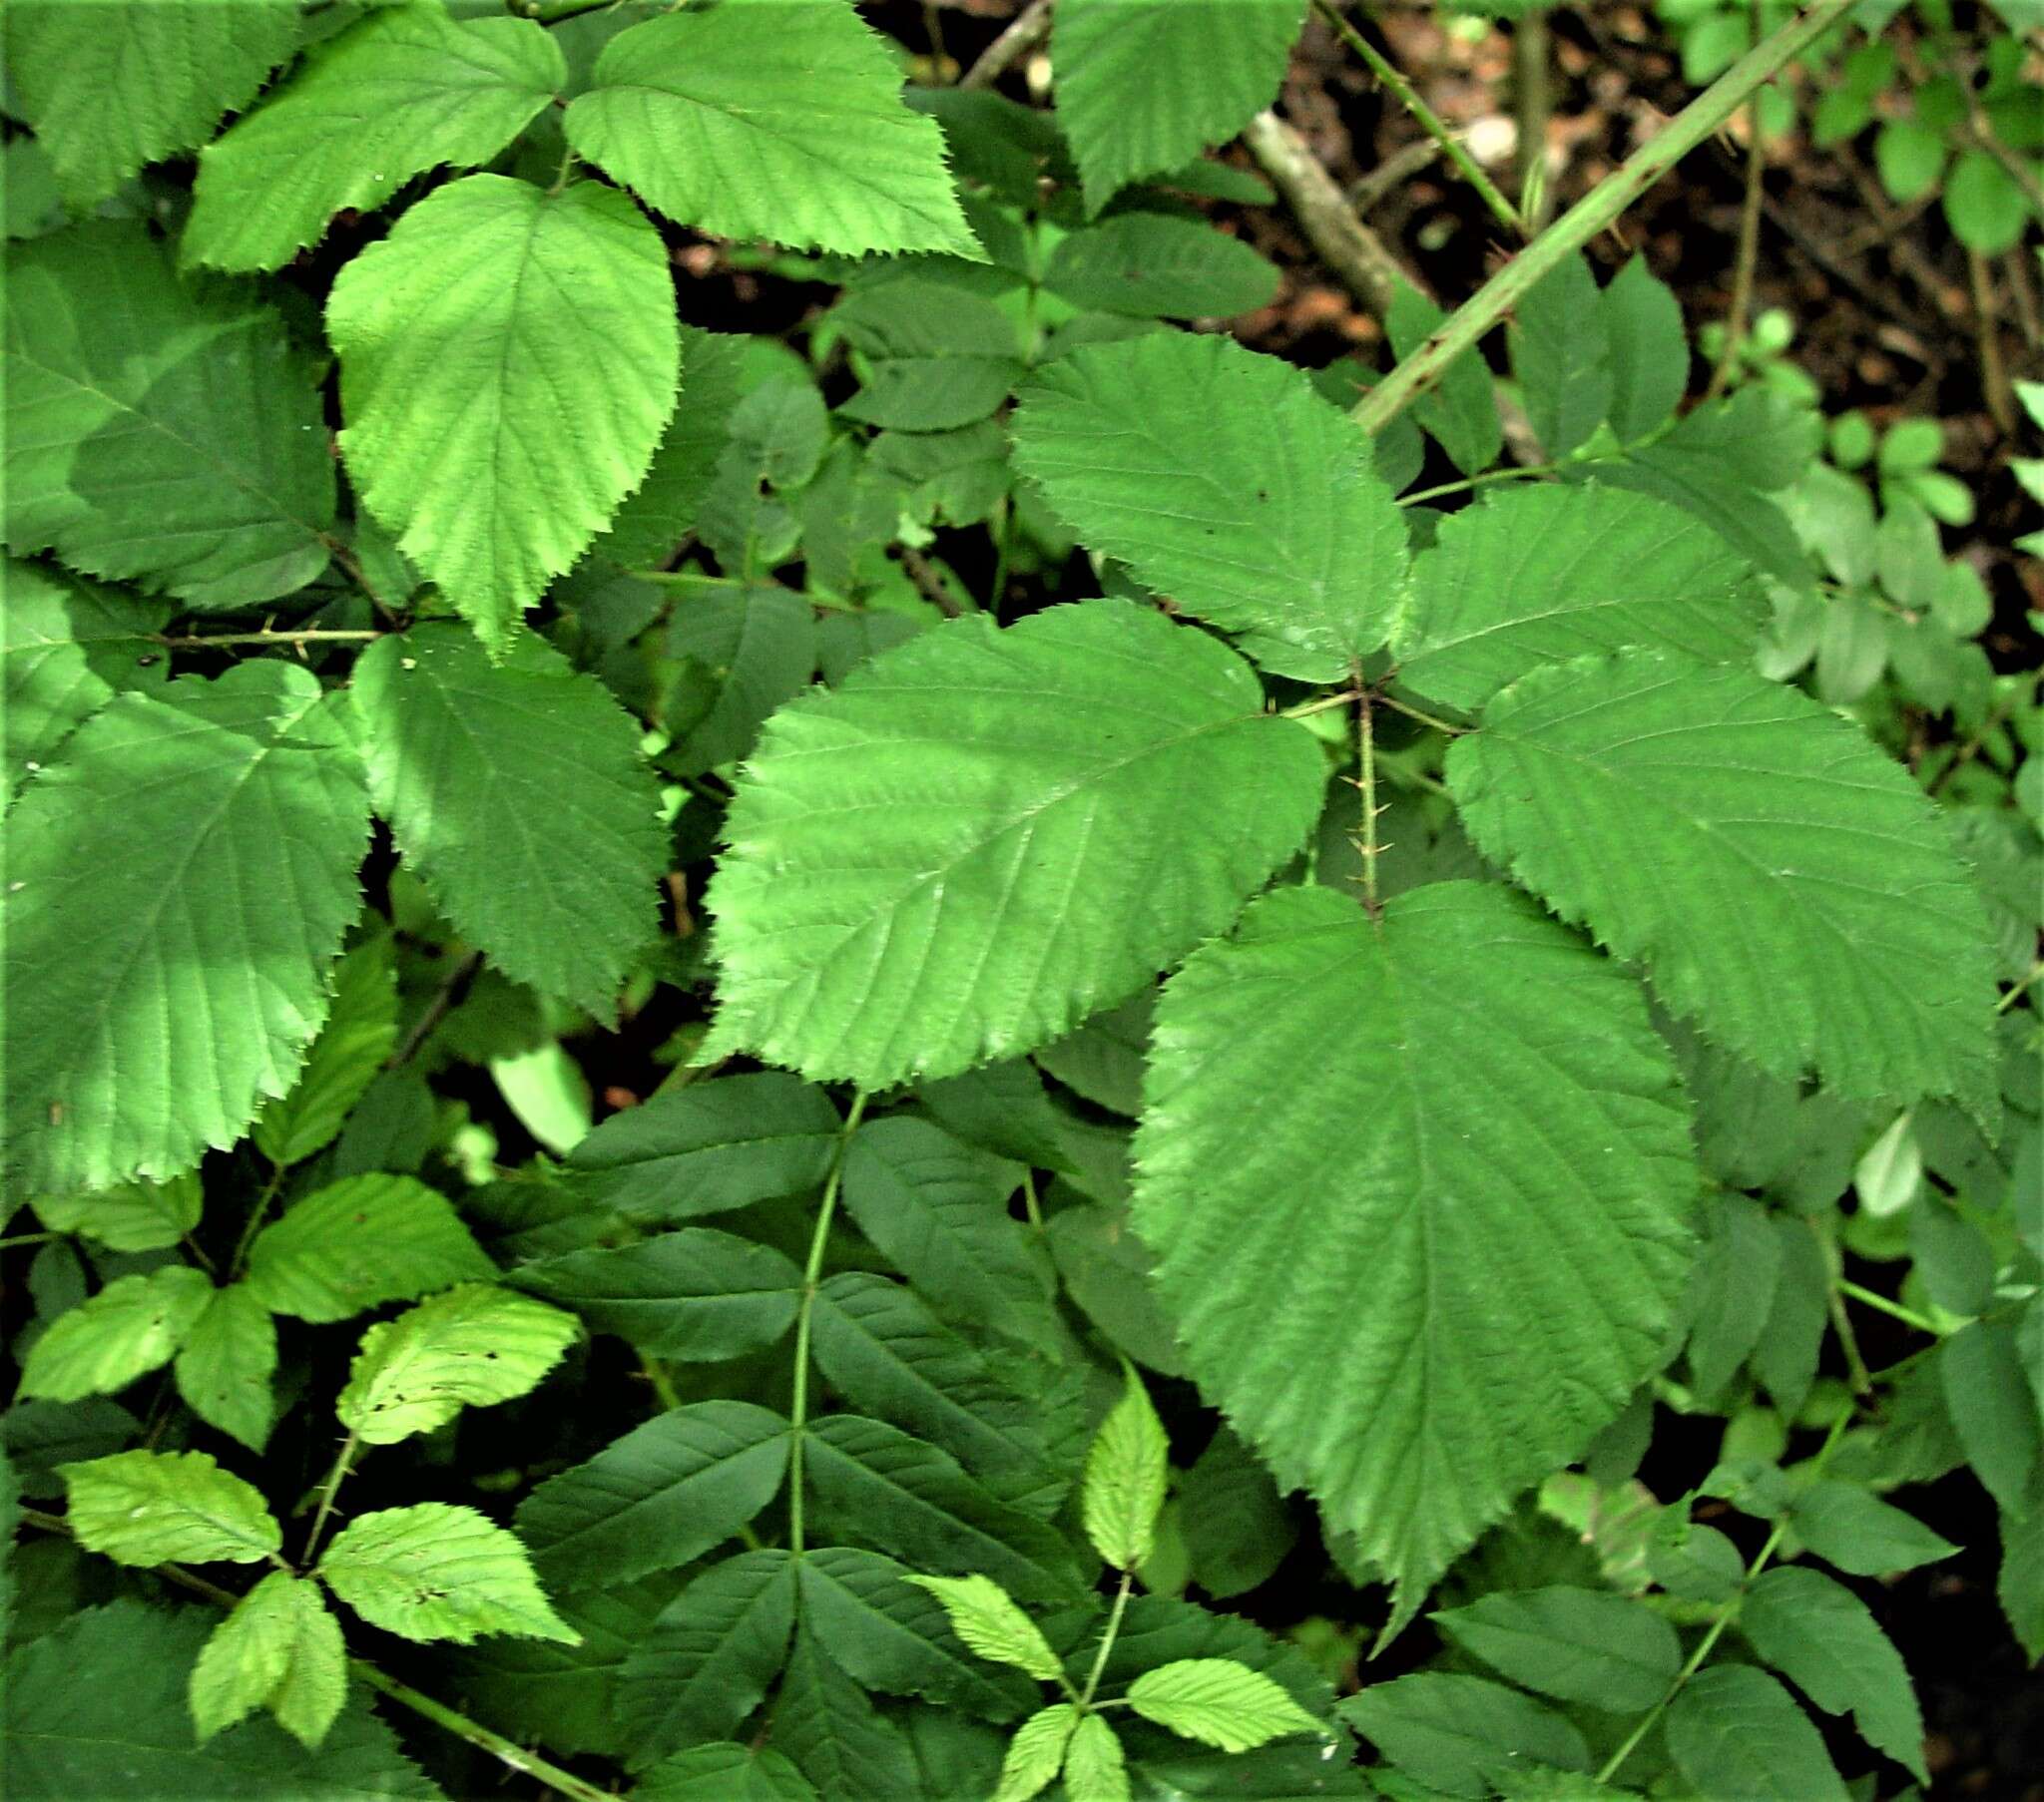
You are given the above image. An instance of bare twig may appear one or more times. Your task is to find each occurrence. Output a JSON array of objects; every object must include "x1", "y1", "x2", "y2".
[
  {"x1": 960, "y1": 0, "x2": 1051, "y2": 90},
  {"x1": 1242, "y1": 110, "x2": 1411, "y2": 317},
  {"x1": 1348, "y1": 135, "x2": 1450, "y2": 215}
]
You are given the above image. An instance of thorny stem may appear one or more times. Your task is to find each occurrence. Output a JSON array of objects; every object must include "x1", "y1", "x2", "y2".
[
  {"x1": 1352, "y1": 0, "x2": 1857, "y2": 434},
  {"x1": 1512, "y1": 6, "x2": 1553, "y2": 228},
  {"x1": 788, "y1": 1089, "x2": 869, "y2": 1557},
  {"x1": 1313, "y1": 0, "x2": 1523, "y2": 240},
  {"x1": 1353, "y1": 683, "x2": 1383, "y2": 920},
  {"x1": 1079, "y1": 1571, "x2": 1136, "y2": 1708},
  {"x1": 1707, "y1": 9, "x2": 1769, "y2": 401},
  {"x1": 301, "y1": 1429, "x2": 361, "y2": 1570},
  {"x1": 156, "y1": 630, "x2": 383, "y2": 651}
]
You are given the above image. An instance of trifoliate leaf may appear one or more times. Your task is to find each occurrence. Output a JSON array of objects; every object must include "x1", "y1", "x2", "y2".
[
  {"x1": 1134, "y1": 881, "x2": 1696, "y2": 1626},
  {"x1": 515, "y1": 1401, "x2": 791, "y2": 1591},
  {"x1": 191, "y1": 1573, "x2": 346, "y2": 1750},
  {"x1": 1663, "y1": 1665, "x2": 1848, "y2": 1802},
  {"x1": 1429, "y1": 1585, "x2": 1681, "y2": 1712},
  {"x1": 253, "y1": 935, "x2": 398, "y2": 1169},
  {"x1": 1125, "y1": 1657, "x2": 1321, "y2": 1753},
  {"x1": 1061, "y1": 1712, "x2": 1131, "y2": 1802},
  {"x1": 707, "y1": 600, "x2": 1323, "y2": 1088},
  {"x1": 1083, "y1": 1365, "x2": 1168, "y2": 1573},
  {"x1": 1011, "y1": 335, "x2": 1407, "y2": 681},
  {"x1": 352, "y1": 625, "x2": 666, "y2": 1009},
  {"x1": 1447, "y1": 650, "x2": 2001, "y2": 1119},
  {"x1": 20, "y1": 1266, "x2": 214, "y2": 1403},
  {"x1": 59, "y1": 1448, "x2": 279, "y2": 1568},
  {"x1": 4, "y1": 0, "x2": 299, "y2": 207},
  {"x1": 2, "y1": 663, "x2": 369, "y2": 1193},
  {"x1": 995, "y1": 1705, "x2": 1080, "y2": 1802},
  {"x1": 564, "y1": 1, "x2": 978, "y2": 258},
  {"x1": 318, "y1": 1504, "x2": 577, "y2": 1645},
  {"x1": 35, "y1": 1173, "x2": 201, "y2": 1254},
  {"x1": 1739, "y1": 1566, "x2": 1926, "y2": 1782},
  {"x1": 327, "y1": 177, "x2": 678, "y2": 649},
  {"x1": 186, "y1": 7, "x2": 563, "y2": 272},
  {"x1": 175, "y1": 1285, "x2": 278, "y2": 1454},
  {"x1": 1054, "y1": 0, "x2": 1303, "y2": 212},
  {"x1": 4, "y1": 225, "x2": 336, "y2": 607},
  {"x1": 335, "y1": 1284, "x2": 578, "y2": 1445},
  {"x1": 904, "y1": 1573, "x2": 1062, "y2": 1682},
  {"x1": 1391, "y1": 485, "x2": 1767, "y2": 710},
  {"x1": 245, "y1": 1174, "x2": 495, "y2": 1324}
]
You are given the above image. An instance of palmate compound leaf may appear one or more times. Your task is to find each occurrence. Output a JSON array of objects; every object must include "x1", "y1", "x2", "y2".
[
  {"x1": 1446, "y1": 649, "x2": 2001, "y2": 1120},
  {"x1": 59, "y1": 1447, "x2": 280, "y2": 1569},
  {"x1": 1010, "y1": 333, "x2": 1407, "y2": 683},
  {"x1": 244, "y1": 1173, "x2": 496, "y2": 1323},
  {"x1": 191, "y1": 1573, "x2": 347, "y2": 1750},
  {"x1": 317, "y1": 1503, "x2": 578, "y2": 1646},
  {"x1": 1133, "y1": 881, "x2": 1697, "y2": 1627},
  {"x1": 185, "y1": 6, "x2": 564, "y2": 273},
  {"x1": 563, "y1": 0, "x2": 979, "y2": 259},
  {"x1": 1389, "y1": 484, "x2": 1769, "y2": 711},
  {"x1": 352, "y1": 626, "x2": 666, "y2": 1011},
  {"x1": 1, "y1": 662, "x2": 370, "y2": 1193},
  {"x1": 1053, "y1": 0, "x2": 1305, "y2": 212},
  {"x1": 706, "y1": 600, "x2": 1324, "y2": 1089},
  {"x1": 326, "y1": 177, "x2": 678, "y2": 649}
]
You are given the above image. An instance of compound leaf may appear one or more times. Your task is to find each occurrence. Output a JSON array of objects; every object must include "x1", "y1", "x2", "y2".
[
  {"x1": 20, "y1": 1266, "x2": 215, "y2": 1404},
  {"x1": 1134, "y1": 881, "x2": 1697, "y2": 1626},
  {"x1": 707, "y1": 601, "x2": 1323, "y2": 1088},
  {"x1": 318, "y1": 1503, "x2": 577, "y2": 1646},
  {"x1": 245, "y1": 1173, "x2": 495, "y2": 1323},
  {"x1": 59, "y1": 1448, "x2": 279, "y2": 1568},
  {"x1": 191, "y1": 1573, "x2": 346, "y2": 1750}
]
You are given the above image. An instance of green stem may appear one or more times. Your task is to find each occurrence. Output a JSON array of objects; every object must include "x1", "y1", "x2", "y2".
[
  {"x1": 157, "y1": 630, "x2": 383, "y2": 651},
  {"x1": 1021, "y1": 1168, "x2": 1045, "y2": 1232},
  {"x1": 1279, "y1": 687, "x2": 1364, "y2": 720},
  {"x1": 1837, "y1": 1279, "x2": 1948, "y2": 1337},
  {"x1": 1376, "y1": 690, "x2": 1466, "y2": 736},
  {"x1": 301, "y1": 1430, "x2": 360, "y2": 1570},
  {"x1": 0, "y1": 1231, "x2": 59, "y2": 1250},
  {"x1": 1809, "y1": 1215, "x2": 1873, "y2": 1397},
  {"x1": 1707, "y1": 5, "x2": 1769, "y2": 400},
  {"x1": 1351, "y1": 0, "x2": 1856, "y2": 434},
  {"x1": 1996, "y1": 957, "x2": 2044, "y2": 1014},
  {"x1": 229, "y1": 1162, "x2": 288, "y2": 1280},
  {"x1": 1398, "y1": 461, "x2": 1561, "y2": 507},
  {"x1": 788, "y1": 1089, "x2": 869, "y2": 1557},
  {"x1": 1079, "y1": 1571, "x2": 1135, "y2": 1708},
  {"x1": 1314, "y1": 0, "x2": 1522, "y2": 240},
  {"x1": 1353, "y1": 683, "x2": 1382, "y2": 920},
  {"x1": 513, "y1": 0, "x2": 620, "y2": 24}
]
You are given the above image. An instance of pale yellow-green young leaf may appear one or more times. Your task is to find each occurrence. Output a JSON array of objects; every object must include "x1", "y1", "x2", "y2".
[
  {"x1": 254, "y1": 935, "x2": 399, "y2": 1168},
  {"x1": 905, "y1": 1573, "x2": 1062, "y2": 1682},
  {"x1": 20, "y1": 1265, "x2": 213, "y2": 1403},
  {"x1": 1124, "y1": 1657, "x2": 1323, "y2": 1753},
  {"x1": 1083, "y1": 1365, "x2": 1169, "y2": 1572},
  {"x1": 246, "y1": 1173, "x2": 495, "y2": 1324},
  {"x1": 996, "y1": 1703, "x2": 1081, "y2": 1802},
  {"x1": 336, "y1": 1284, "x2": 579, "y2": 1445},
  {"x1": 175, "y1": 1284, "x2": 278, "y2": 1453},
  {"x1": 34, "y1": 1172, "x2": 201, "y2": 1253},
  {"x1": 1062, "y1": 1712, "x2": 1131, "y2": 1802},
  {"x1": 59, "y1": 1448, "x2": 280, "y2": 1568},
  {"x1": 190, "y1": 1571, "x2": 346, "y2": 1749},
  {"x1": 317, "y1": 1503, "x2": 579, "y2": 1645}
]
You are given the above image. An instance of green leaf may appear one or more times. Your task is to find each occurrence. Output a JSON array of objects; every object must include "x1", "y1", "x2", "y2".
[
  {"x1": 591, "y1": 326, "x2": 749, "y2": 569},
  {"x1": 2, "y1": 560, "x2": 168, "y2": 806},
  {"x1": 515, "y1": 1401, "x2": 790, "y2": 1590},
  {"x1": 1939, "y1": 1317, "x2": 2044, "y2": 1515},
  {"x1": 1011, "y1": 336, "x2": 1407, "y2": 682},
  {"x1": 318, "y1": 1503, "x2": 577, "y2": 1645},
  {"x1": 1178, "y1": 1426, "x2": 1295, "y2": 1599},
  {"x1": 1599, "y1": 254, "x2": 1689, "y2": 441},
  {"x1": 510, "y1": 1229, "x2": 803, "y2": 1362},
  {"x1": 1430, "y1": 1585, "x2": 1680, "y2": 1712},
  {"x1": 663, "y1": 584, "x2": 819, "y2": 776},
  {"x1": 3, "y1": 662, "x2": 369, "y2": 1193},
  {"x1": 353, "y1": 626, "x2": 665, "y2": 1010},
  {"x1": 564, "y1": 1, "x2": 977, "y2": 258},
  {"x1": 1512, "y1": 253, "x2": 1613, "y2": 460},
  {"x1": 994, "y1": 1705, "x2": 1079, "y2": 1802},
  {"x1": 35, "y1": 1173, "x2": 201, "y2": 1254},
  {"x1": 615, "y1": 1551, "x2": 797, "y2": 1766},
  {"x1": 191, "y1": 1572, "x2": 346, "y2": 1751},
  {"x1": 4, "y1": 224, "x2": 336, "y2": 606},
  {"x1": 1133, "y1": 881, "x2": 1696, "y2": 1623},
  {"x1": 59, "y1": 1448, "x2": 280, "y2": 1568},
  {"x1": 1447, "y1": 650, "x2": 2000, "y2": 1119},
  {"x1": 904, "y1": 1573, "x2": 1062, "y2": 1683},
  {"x1": 327, "y1": 177, "x2": 678, "y2": 648},
  {"x1": 1999, "y1": 1503, "x2": 2044, "y2": 1661},
  {"x1": 637, "y1": 1744, "x2": 818, "y2": 1802},
  {"x1": 3, "y1": 1599, "x2": 443, "y2": 1801},
  {"x1": 833, "y1": 280, "x2": 1025, "y2": 431},
  {"x1": 185, "y1": 7, "x2": 563, "y2": 272},
  {"x1": 1338, "y1": 1672, "x2": 1591, "y2": 1798},
  {"x1": 1125, "y1": 1657, "x2": 1322, "y2": 1752},
  {"x1": 1663, "y1": 1664, "x2": 1848, "y2": 1802},
  {"x1": 1945, "y1": 151, "x2": 2030, "y2": 255},
  {"x1": 1083, "y1": 1364, "x2": 1168, "y2": 1573},
  {"x1": 1738, "y1": 1566, "x2": 1926, "y2": 1781},
  {"x1": 1387, "y1": 284, "x2": 1503, "y2": 478},
  {"x1": 4, "y1": 0, "x2": 299, "y2": 207},
  {"x1": 1061, "y1": 1712, "x2": 1131, "y2": 1802},
  {"x1": 336, "y1": 1283, "x2": 578, "y2": 1445},
  {"x1": 253, "y1": 935, "x2": 398, "y2": 1169},
  {"x1": 246, "y1": 1173, "x2": 494, "y2": 1324},
  {"x1": 773, "y1": 1618, "x2": 921, "y2": 1799},
  {"x1": 1391, "y1": 485, "x2": 1767, "y2": 711},
  {"x1": 20, "y1": 1266, "x2": 214, "y2": 1403},
  {"x1": 175, "y1": 1285, "x2": 278, "y2": 1454},
  {"x1": 1687, "y1": 1191, "x2": 1783, "y2": 1405},
  {"x1": 707, "y1": 600, "x2": 1323, "y2": 1087},
  {"x1": 1053, "y1": 0, "x2": 1303, "y2": 211},
  {"x1": 1041, "y1": 214, "x2": 1280, "y2": 319}
]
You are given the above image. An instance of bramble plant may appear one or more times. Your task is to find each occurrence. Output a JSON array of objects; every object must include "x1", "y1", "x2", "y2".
[{"x1": 1, "y1": 1, "x2": 2039, "y2": 1799}]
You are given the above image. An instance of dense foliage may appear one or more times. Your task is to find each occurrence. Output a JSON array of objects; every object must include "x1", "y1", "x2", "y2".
[{"x1": 2, "y1": 2, "x2": 2039, "y2": 1799}]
